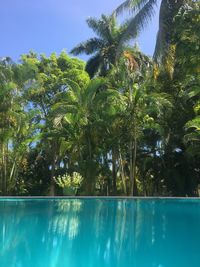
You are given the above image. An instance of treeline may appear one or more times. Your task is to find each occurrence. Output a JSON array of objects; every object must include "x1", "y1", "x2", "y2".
[{"x1": 0, "y1": 1, "x2": 199, "y2": 196}]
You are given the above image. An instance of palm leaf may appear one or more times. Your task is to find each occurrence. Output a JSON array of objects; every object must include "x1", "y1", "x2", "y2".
[
  {"x1": 85, "y1": 53, "x2": 102, "y2": 78},
  {"x1": 85, "y1": 78, "x2": 107, "y2": 104},
  {"x1": 86, "y1": 15, "x2": 115, "y2": 41},
  {"x1": 118, "y1": 0, "x2": 157, "y2": 46},
  {"x1": 154, "y1": 0, "x2": 185, "y2": 61},
  {"x1": 185, "y1": 117, "x2": 200, "y2": 132},
  {"x1": 70, "y1": 38, "x2": 104, "y2": 56},
  {"x1": 114, "y1": 0, "x2": 150, "y2": 16}
]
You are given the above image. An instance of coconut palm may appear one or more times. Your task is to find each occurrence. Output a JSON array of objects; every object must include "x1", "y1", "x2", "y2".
[
  {"x1": 114, "y1": 0, "x2": 186, "y2": 61},
  {"x1": 70, "y1": 14, "x2": 128, "y2": 78}
]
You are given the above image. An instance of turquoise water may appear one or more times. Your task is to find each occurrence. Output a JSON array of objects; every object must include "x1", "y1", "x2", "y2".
[{"x1": 0, "y1": 198, "x2": 200, "y2": 267}]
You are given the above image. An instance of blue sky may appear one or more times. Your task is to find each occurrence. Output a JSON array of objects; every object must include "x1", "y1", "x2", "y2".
[{"x1": 1, "y1": 0, "x2": 160, "y2": 61}]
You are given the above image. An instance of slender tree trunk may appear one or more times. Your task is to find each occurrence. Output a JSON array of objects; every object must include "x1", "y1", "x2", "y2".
[
  {"x1": 49, "y1": 156, "x2": 56, "y2": 196},
  {"x1": 85, "y1": 127, "x2": 95, "y2": 195},
  {"x1": 0, "y1": 144, "x2": 2, "y2": 195},
  {"x1": 112, "y1": 148, "x2": 117, "y2": 194},
  {"x1": 49, "y1": 144, "x2": 57, "y2": 196},
  {"x1": 8, "y1": 160, "x2": 17, "y2": 194},
  {"x1": 9, "y1": 161, "x2": 16, "y2": 183},
  {"x1": 132, "y1": 136, "x2": 138, "y2": 196},
  {"x1": 119, "y1": 146, "x2": 127, "y2": 195},
  {"x1": 2, "y1": 144, "x2": 7, "y2": 195},
  {"x1": 128, "y1": 81, "x2": 138, "y2": 196},
  {"x1": 130, "y1": 139, "x2": 134, "y2": 196}
]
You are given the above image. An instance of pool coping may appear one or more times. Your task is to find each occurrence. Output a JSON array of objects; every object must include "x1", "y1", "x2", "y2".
[{"x1": 0, "y1": 196, "x2": 200, "y2": 199}]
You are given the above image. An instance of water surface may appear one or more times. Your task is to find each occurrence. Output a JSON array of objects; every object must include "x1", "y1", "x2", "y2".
[{"x1": 0, "y1": 198, "x2": 199, "y2": 267}]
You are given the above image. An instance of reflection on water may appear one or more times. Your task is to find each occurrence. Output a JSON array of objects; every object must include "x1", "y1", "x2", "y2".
[
  {"x1": 0, "y1": 199, "x2": 200, "y2": 267},
  {"x1": 48, "y1": 200, "x2": 82, "y2": 239}
]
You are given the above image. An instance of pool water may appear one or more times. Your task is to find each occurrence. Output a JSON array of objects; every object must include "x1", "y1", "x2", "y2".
[{"x1": 0, "y1": 198, "x2": 200, "y2": 267}]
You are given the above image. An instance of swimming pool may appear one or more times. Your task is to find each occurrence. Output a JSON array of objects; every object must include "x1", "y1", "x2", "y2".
[{"x1": 0, "y1": 198, "x2": 199, "y2": 267}]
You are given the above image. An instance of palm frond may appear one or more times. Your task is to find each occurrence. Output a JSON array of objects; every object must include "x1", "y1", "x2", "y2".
[
  {"x1": 86, "y1": 16, "x2": 108, "y2": 39},
  {"x1": 70, "y1": 38, "x2": 104, "y2": 56},
  {"x1": 119, "y1": 0, "x2": 157, "y2": 45},
  {"x1": 188, "y1": 86, "x2": 200, "y2": 98},
  {"x1": 114, "y1": 0, "x2": 150, "y2": 16},
  {"x1": 65, "y1": 78, "x2": 81, "y2": 100},
  {"x1": 185, "y1": 117, "x2": 200, "y2": 132},
  {"x1": 154, "y1": 0, "x2": 185, "y2": 61},
  {"x1": 85, "y1": 53, "x2": 102, "y2": 78},
  {"x1": 52, "y1": 103, "x2": 79, "y2": 127},
  {"x1": 85, "y1": 78, "x2": 107, "y2": 104},
  {"x1": 86, "y1": 15, "x2": 117, "y2": 42}
]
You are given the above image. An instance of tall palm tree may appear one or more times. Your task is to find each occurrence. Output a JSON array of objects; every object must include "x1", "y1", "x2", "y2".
[
  {"x1": 70, "y1": 15, "x2": 128, "y2": 78},
  {"x1": 114, "y1": 0, "x2": 186, "y2": 62}
]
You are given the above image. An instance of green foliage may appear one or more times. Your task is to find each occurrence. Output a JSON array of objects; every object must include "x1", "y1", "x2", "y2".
[
  {"x1": 54, "y1": 172, "x2": 83, "y2": 196},
  {"x1": 71, "y1": 14, "x2": 129, "y2": 77},
  {"x1": 114, "y1": 0, "x2": 187, "y2": 62},
  {"x1": 0, "y1": 1, "x2": 199, "y2": 197}
]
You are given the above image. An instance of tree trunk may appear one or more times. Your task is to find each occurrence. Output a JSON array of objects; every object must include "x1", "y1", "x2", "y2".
[
  {"x1": 112, "y1": 148, "x2": 117, "y2": 194},
  {"x1": 49, "y1": 150, "x2": 56, "y2": 196},
  {"x1": 2, "y1": 144, "x2": 7, "y2": 195},
  {"x1": 132, "y1": 136, "x2": 138, "y2": 196},
  {"x1": 130, "y1": 139, "x2": 134, "y2": 196},
  {"x1": 119, "y1": 147, "x2": 127, "y2": 195},
  {"x1": 49, "y1": 161, "x2": 55, "y2": 196},
  {"x1": 84, "y1": 128, "x2": 95, "y2": 195}
]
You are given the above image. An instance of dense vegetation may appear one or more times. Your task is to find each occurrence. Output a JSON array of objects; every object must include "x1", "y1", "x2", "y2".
[{"x1": 0, "y1": 1, "x2": 199, "y2": 196}]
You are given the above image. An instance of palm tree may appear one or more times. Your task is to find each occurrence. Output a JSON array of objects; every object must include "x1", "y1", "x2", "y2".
[
  {"x1": 52, "y1": 78, "x2": 122, "y2": 194},
  {"x1": 114, "y1": 0, "x2": 186, "y2": 62},
  {"x1": 70, "y1": 14, "x2": 128, "y2": 78},
  {"x1": 108, "y1": 50, "x2": 172, "y2": 195}
]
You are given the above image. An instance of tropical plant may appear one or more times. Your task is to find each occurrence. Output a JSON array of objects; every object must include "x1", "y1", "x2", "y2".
[
  {"x1": 54, "y1": 172, "x2": 83, "y2": 195},
  {"x1": 19, "y1": 51, "x2": 90, "y2": 195},
  {"x1": 114, "y1": 0, "x2": 187, "y2": 62},
  {"x1": 0, "y1": 58, "x2": 36, "y2": 195},
  {"x1": 71, "y1": 14, "x2": 129, "y2": 77},
  {"x1": 52, "y1": 77, "x2": 123, "y2": 194}
]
